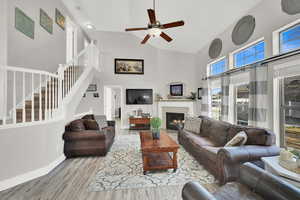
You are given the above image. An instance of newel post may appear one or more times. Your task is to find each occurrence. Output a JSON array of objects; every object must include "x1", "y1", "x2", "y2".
[{"x1": 58, "y1": 64, "x2": 65, "y2": 109}]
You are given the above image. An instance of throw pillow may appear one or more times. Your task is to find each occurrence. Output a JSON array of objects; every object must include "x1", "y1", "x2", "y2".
[
  {"x1": 184, "y1": 117, "x2": 202, "y2": 134},
  {"x1": 225, "y1": 131, "x2": 248, "y2": 147},
  {"x1": 94, "y1": 115, "x2": 108, "y2": 129},
  {"x1": 84, "y1": 119, "x2": 99, "y2": 130},
  {"x1": 70, "y1": 119, "x2": 86, "y2": 132}
]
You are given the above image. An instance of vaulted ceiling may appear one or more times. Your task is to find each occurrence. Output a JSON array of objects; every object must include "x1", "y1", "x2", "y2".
[{"x1": 63, "y1": 0, "x2": 262, "y2": 53}]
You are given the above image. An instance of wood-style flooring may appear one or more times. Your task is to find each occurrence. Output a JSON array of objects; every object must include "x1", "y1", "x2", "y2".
[{"x1": 0, "y1": 125, "x2": 218, "y2": 200}]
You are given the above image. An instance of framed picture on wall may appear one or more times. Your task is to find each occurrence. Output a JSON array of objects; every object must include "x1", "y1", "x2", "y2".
[
  {"x1": 170, "y1": 84, "x2": 183, "y2": 96},
  {"x1": 115, "y1": 59, "x2": 144, "y2": 75},
  {"x1": 198, "y1": 88, "x2": 203, "y2": 100},
  {"x1": 40, "y1": 9, "x2": 53, "y2": 34},
  {"x1": 55, "y1": 9, "x2": 65, "y2": 30},
  {"x1": 87, "y1": 84, "x2": 97, "y2": 92}
]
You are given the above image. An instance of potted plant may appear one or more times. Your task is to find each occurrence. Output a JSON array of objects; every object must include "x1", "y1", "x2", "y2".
[
  {"x1": 150, "y1": 117, "x2": 162, "y2": 140},
  {"x1": 290, "y1": 149, "x2": 300, "y2": 167}
]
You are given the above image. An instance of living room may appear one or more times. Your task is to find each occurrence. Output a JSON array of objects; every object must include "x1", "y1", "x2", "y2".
[{"x1": 1, "y1": 0, "x2": 300, "y2": 200}]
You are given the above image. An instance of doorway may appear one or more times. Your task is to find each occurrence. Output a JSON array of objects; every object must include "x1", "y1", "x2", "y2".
[{"x1": 104, "y1": 86, "x2": 122, "y2": 127}]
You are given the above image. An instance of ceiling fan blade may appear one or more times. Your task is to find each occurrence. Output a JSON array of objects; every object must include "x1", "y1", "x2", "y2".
[
  {"x1": 162, "y1": 21, "x2": 185, "y2": 29},
  {"x1": 147, "y1": 9, "x2": 156, "y2": 24},
  {"x1": 160, "y1": 32, "x2": 173, "y2": 42},
  {"x1": 125, "y1": 27, "x2": 148, "y2": 31},
  {"x1": 141, "y1": 34, "x2": 151, "y2": 44}
]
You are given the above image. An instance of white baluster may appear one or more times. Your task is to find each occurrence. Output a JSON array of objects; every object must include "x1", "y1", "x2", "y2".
[
  {"x1": 45, "y1": 76, "x2": 47, "y2": 120},
  {"x1": 22, "y1": 72, "x2": 25, "y2": 123},
  {"x1": 13, "y1": 71, "x2": 16, "y2": 124},
  {"x1": 39, "y1": 74, "x2": 42, "y2": 121},
  {"x1": 52, "y1": 77, "x2": 54, "y2": 118},
  {"x1": 31, "y1": 73, "x2": 34, "y2": 122}
]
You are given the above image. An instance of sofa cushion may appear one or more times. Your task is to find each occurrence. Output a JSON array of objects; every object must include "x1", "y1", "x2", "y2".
[
  {"x1": 84, "y1": 119, "x2": 99, "y2": 130},
  {"x1": 82, "y1": 114, "x2": 95, "y2": 120},
  {"x1": 199, "y1": 116, "x2": 212, "y2": 137},
  {"x1": 227, "y1": 125, "x2": 248, "y2": 142},
  {"x1": 208, "y1": 119, "x2": 231, "y2": 147},
  {"x1": 69, "y1": 119, "x2": 86, "y2": 132},
  {"x1": 225, "y1": 131, "x2": 248, "y2": 147},
  {"x1": 184, "y1": 117, "x2": 202, "y2": 135},
  {"x1": 244, "y1": 128, "x2": 274, "y2": 146},
  {"x1": 94, "y1": 115, "x2": 108, "y2": 129},
  {"x1": 182, "y1": 131, "x2": 217, "y2": 147},
  {"x1": 228, "y1": 125, "x2": 274, "y2": 146},
  {"x1": 214, "y1": 182, "x2": 264, "y2": 200}
]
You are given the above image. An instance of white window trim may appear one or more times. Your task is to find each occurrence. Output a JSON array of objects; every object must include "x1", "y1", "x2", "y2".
[
  {"x1": 273, "y1": 58, "x2": 300, "y2": 146},
  {"x1": 229, "y1": 37, "x2": 265, "y2": 69},
  {"x1": 272, "y1": 18, "x2": 300, "y2": 56},
  {"x1": 207, "y1": 56, "x2": 227, "y2": 77}
]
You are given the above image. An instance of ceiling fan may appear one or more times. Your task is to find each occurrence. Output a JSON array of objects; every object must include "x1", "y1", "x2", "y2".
[{"x1": 125, "y1": 0, "x2": 185, "y2": 44}]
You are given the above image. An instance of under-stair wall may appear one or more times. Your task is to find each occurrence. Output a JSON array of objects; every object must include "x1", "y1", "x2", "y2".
[{"x1": 0, "y1": 43, "x2": 100, "y2": 191}]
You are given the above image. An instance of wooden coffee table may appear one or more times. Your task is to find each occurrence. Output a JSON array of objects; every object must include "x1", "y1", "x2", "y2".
[{"x1": 139, "y1": 131, "x2": 180, "y2": 175}]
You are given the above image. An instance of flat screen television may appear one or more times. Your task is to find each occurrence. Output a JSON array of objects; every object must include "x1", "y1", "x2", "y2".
[{"x1": 126, "y1": 89, "x2": 153, "y2": 105}]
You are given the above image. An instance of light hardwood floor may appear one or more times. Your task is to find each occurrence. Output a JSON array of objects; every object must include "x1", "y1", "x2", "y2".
[{"x1": 0, "y1": 123, "x2": 218, "y2": 200}]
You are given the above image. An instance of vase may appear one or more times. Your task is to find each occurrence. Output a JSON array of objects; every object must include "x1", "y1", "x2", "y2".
[{"x1": 152, "y1": 129, "x2": 160, "y2": 140}]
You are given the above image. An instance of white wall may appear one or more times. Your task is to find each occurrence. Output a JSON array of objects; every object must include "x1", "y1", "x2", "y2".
[
  {"x1": 196, "y1": 0, "x2": 300, "y2": 85},
  {"x1": 195, "y1": 0, "x2": 300, "y2": 135},
  {"x1": 0, "y1": 0, "x2": 8, "y2": 118},
  {"x1": 7, "y1": 0, "x2": 88, "y2": 73},
  {"x1": 0, "y1": 119, "x2": 65, "y2": 190},
  {"x1": 76, "y1": 31, "x2": 198, "y2": 128}
]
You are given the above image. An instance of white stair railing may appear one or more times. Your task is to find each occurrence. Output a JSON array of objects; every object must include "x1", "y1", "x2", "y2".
[{"x1": 0, "y1": 42, "x2": 99, "y2": 127}]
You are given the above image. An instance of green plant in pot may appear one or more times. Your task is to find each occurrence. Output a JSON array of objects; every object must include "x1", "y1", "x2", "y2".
[{"x1": 150, "y1": 117, "x2": 162, "y2": 140}]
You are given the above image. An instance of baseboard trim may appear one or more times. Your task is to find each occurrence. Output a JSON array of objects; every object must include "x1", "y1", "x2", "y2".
[{"x1": 0, "y1": 155, "x2": 65, "y2": 192}]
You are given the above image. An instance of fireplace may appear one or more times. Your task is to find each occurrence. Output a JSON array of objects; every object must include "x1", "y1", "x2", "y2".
[{"x1": 166, "y1": 112, "x2": 184, "y2": 130}]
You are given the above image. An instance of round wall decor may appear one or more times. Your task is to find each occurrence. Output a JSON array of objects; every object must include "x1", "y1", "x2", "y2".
[
  {"x1": 232, "y1": 15, "x2": 256, "y2": 45},
  {"x1": 209, "y1": 38, "x2": 222, "y2": 59},
  {"x1": 282, "y1": 0, "x2": 300, "y2": 15}
]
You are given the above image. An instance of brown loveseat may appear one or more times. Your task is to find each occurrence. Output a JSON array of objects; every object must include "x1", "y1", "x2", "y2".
[
  {"x1": 178, "y1": 116, "x2": 280, "y2": 184},
  {"x1": 63, "y1": 115, "x2": 115, "y2": 158}
]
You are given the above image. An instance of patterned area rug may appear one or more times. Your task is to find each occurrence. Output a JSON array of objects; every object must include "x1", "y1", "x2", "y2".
[{"x1": 88, "y1": 132, "x2": 216, "y2": 192}]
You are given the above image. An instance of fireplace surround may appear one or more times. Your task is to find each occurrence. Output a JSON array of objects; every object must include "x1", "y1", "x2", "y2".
[{"x1": 166, "y1": 112, "x2": 185, "y2": 130}]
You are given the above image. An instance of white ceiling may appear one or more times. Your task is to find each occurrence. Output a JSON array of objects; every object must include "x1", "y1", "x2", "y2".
[{"x1": 63, "y1": 0, "x2": 262, "y2": 53}]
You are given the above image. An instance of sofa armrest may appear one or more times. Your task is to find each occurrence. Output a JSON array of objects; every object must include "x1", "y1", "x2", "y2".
[
  {"x1": 107, "y1": 120, "x2": 115, "y2": 128},
  {"x1": 217, "y1": 145, "x2": 280, "y2": 184},
  {"x1": 182, "y1": 182, "x2": 216, "y2": 200}
]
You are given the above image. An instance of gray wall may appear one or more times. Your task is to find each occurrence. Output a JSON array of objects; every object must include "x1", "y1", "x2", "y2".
[
  {"x1": 0, "y1": 0, "x2": 8, "y2": 117},
  {"x1": 7, "y1": 0, "x2": 88, "y2": 73},
  {"x1": 76, "y1": 31, "x2": 199, "y2": 128},
  {"x1": 0, "y1": 119, "x2": 65, "y2": 185},
  {"x1": 196, "y1": 0, "x2": 300, "y2": 85}
]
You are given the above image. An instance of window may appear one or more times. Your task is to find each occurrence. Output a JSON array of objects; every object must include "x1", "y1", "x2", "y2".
[
  {"x1": 211, "y1": 88, "x2": 222, "y2": 120},
  {"x1": 236, "y1": 85, "x2": 250, "y2": 126},
  {"x1": 210, "y1": 59, "x2": 227, "y2": 76},
  {"x1": 281, "y1": 76, "x2": 300, "y2": 150},
  {"x1": 280, "y1": 23, "x2": 300, "y2": 54},
  {"x1": 233, "y1": 41, "x2": 265, "y2": 68}
]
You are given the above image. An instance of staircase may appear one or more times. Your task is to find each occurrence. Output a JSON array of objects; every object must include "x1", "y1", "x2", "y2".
[{"x1": 0, "y1": 43, "x2": 99, "y2": 127}]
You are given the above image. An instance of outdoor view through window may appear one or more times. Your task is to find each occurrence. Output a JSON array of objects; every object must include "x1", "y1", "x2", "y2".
[
  {"x1": 236, "y1": 85, "x2": 249, "y2": 126},
  {"x1": 211, "y1": 88, "x2": 222, "y2": 120},
  {"x1": 284, "y1": 76, "x2": 300, "y2": 150}
]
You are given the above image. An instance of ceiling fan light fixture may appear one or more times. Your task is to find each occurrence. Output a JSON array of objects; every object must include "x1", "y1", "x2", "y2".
[
  {"x1": 148, "y1": 28, "x2": 161, "y2": 37},
  {"x1": 86, "y1": 23, "x2": 95, "y2": 30}
]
